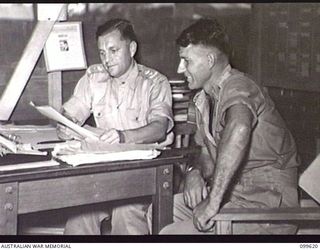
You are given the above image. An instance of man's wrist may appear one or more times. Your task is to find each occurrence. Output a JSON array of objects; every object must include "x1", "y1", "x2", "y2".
[
  {"x1": 117, "y1": 130, "x2": 125, "y2": 143},
  {"x1": 186, "y1": 166, "x2": 201, "y2": 176}
]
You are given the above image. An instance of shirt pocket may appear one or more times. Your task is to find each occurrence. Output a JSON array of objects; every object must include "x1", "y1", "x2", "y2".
[
  {"x1": 126, "y1": 107, "x2": 144, "y2": 129},
  {"x1": 92, "y1": 103, "x2": 113, "y2": 129}
]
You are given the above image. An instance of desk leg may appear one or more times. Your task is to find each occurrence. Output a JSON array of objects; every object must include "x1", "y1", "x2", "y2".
[
  {"x1": 152, "y1": 164, "x2": 173, "y2": 234},
  {"x1": 0, "y1": 182, "x2": 18, "y2": 235}
]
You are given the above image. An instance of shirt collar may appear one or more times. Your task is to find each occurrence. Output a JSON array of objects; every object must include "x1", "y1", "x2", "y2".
[
  {"x1": 115, "y1": 60, "x2": 139, "y2": 90},
  {"x1": 193, "y1": 90, "x2": 207, "y2": 110},
  {"x1": 206, "y1": 64, "x2": 232, "y2": 99}
]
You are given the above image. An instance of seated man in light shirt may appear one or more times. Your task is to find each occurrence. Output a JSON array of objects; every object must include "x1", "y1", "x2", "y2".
[{"x1": 57, "y1": 18, "x2": 174, "y2": 235}]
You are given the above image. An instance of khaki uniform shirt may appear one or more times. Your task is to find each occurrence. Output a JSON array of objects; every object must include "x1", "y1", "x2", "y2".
[
  {"x1": 63, "y1": 61, "x2": 174, "y2": 145},
  {"x1": 194, "y1": 64, "x2": 300, "y2": 174},
  {"x1": 193, "y1": 65, "x2": 300, "y2": 209}
]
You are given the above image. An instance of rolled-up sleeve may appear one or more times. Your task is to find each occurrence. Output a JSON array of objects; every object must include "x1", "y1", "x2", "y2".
[
  {"x1": 219, "y1": 78, "x2": 263, "y2": 128},
  {"x1": 147, "y1": 77, "x2": 174, "y2": 132},
  {"x1": 62, "y1": 75, "x2": 92, "y2": 125}
]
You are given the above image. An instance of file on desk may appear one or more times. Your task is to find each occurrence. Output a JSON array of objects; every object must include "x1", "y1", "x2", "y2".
[{"x1": 51, "y1": 140, "x2": 162, "y2": 167}]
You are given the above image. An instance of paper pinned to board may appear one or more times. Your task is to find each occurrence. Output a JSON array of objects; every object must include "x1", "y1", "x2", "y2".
[{"x1": 30, "y1": 101, "x2": 99, "y2": 140}]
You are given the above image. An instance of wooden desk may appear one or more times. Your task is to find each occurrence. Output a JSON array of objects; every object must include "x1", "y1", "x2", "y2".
[{"x1": 0, "y1": 148, "x2": 194, "y2": 235}]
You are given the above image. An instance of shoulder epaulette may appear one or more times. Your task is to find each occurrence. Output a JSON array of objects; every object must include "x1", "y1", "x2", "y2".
[
  {"x1": 86, "y1": 64, "x2": 106, "y2": 77},
  {"x1": 139, "y1": 64, "x2": 165, "y2": 82}
]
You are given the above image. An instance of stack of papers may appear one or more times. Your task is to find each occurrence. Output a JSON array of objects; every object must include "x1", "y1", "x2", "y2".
[
  {"x1": 54, "y1": 150, "x2": 161, "y2": 167},
  {"x1": 51, "y1": 140, "x2": 162, "y2": 167}
]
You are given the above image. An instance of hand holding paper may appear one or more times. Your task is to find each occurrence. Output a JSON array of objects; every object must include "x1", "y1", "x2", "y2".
[{"x1": 30, "y1": 102, "x2": 99, "y2": 141}]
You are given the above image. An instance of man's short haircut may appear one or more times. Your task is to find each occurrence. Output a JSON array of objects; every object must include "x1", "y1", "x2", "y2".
[
  {"x1": 176, "y1": 18, "x2": 231, "y2": 57},
  {"x1": 96, "y1": 18, "x2": 137, "y2": 42}
]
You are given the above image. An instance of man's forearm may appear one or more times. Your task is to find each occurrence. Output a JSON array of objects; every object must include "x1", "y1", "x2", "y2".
[
  {"x1": 121, "y1": 118, "x2": 168, "y2": 144},
  {"x1": 188, "y1": 147, "x2": 215, "y2": 179},
  {"x1": 208, "y1": 119, "x2": 252, "y2": 209}
]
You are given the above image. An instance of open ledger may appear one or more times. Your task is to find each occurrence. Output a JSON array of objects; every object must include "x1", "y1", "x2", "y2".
[{"x1": 30, "y1": 101, "x2": 99, "y2": 140}]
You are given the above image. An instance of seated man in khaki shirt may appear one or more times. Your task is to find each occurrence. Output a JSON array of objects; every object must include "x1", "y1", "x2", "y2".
[
  {"x1": 158, "y1": 18, "x2": 299, "y2": 235},
  {"x1": 58, "y1": 18, "x2": 174, "y2": 235}
]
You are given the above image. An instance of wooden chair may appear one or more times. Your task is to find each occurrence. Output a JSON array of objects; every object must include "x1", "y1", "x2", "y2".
[
  {"x1": 212, "y1": 154, "x2": 320, "y2": 234},
  {"x1": 212, "y1": 205, "x2": 320, "y2": 234},
  {"x1": 170, "y1": 80, "x2": 197, "y2": 193}
]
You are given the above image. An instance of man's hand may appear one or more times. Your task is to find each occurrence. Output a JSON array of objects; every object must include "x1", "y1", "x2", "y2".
[
  {"x1": 193, "y1": 197, "x2": 219, "y2": 232},
  {"x1": 56, "y1": 123, "x2": 82, "y2": 141},
  {"x1": 56, "y1": 111, "x2": 83, "y2": 141},
  {"x1": 100, "y1": 129, "x2": 121, "y2": 144},
  {"x1": 183, "y1": 169, "x2": 208, "y2": 209}
]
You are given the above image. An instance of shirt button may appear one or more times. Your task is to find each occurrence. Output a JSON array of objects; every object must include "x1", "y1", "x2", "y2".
[{"x1": 97, "y1": 112, "x2": 101, "y2": 117}]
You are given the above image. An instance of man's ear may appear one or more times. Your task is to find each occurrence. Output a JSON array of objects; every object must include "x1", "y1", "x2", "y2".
[
  {"x1": 207, "y1": 52, "x2": 215, "y2": 69},
  {"x1": 129, "y1": 41, "x2": 137, "y2": 58}
]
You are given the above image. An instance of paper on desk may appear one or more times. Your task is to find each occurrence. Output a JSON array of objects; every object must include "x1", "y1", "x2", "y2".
[
  {"x1": 53, "y1": 150, "x2": 161, "y2": 167},
  {"x1": 52, "y1": 140, "x2": 164, "y2": 155},
  {"x1": 30, "y1": 102, "x2": 99, "y2": 140},
  {"x1": 51, "y1": 140, "x2": 162, "y2": 166}
]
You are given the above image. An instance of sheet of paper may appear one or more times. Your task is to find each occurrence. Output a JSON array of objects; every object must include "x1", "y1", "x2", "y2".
[
  {"x1": 54, "y1": 150, "x2": 161, "y2": 167},
  {"x1": 30, "y1": 102, "x2": 99, "y2": 140},
  {"x1": 52, "y1": 140, "x2": 164, "y2": 155}
]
